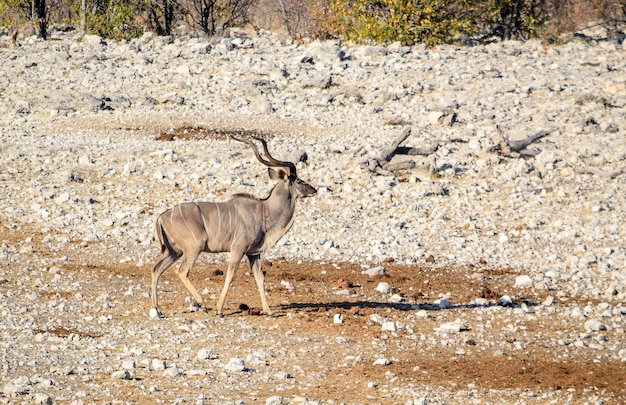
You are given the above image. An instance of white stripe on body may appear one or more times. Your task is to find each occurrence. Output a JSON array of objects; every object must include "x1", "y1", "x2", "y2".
[
  {"x1": 179, "y1": 203, "x2": 198, "y2": 242},
  {"x1": 214, "y1": 202, "x2": 221, "y2": 237},
  {"x1": 196, "y1": 202, "x2": 210, "y2": 243},
  {"x1": 228, "y1": 204, "x2": 232, "y2": 238}
]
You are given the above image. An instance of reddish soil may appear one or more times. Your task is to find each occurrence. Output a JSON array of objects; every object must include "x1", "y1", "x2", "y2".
[{"x1": 2, "y1": 207, "x2": 625, "y2": 404}]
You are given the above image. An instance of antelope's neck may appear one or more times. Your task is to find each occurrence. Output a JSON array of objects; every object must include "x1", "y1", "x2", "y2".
[{"x1": 262, "y1": 185, "x2": 297, "y2": 246}]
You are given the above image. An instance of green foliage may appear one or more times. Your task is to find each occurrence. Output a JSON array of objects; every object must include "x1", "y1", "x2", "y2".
[
  {"x1": 482, "y1": 0, "x2": 547, "y2": 40},
  {"x1": 0, "y1": 0, "x2": 28, "y2": 27},
  {"x1": 0, "y1": 0, "x2": 619, "y2": 42},
  {"x1": 323, "y1": 0, "x2": 551, "y2": 45},
  {"x1": 324, "y1": 0, "x2": 483, "y2": 45},
  {"x1": 86, "y1": 0, "x2": 144, "y2": 39}
]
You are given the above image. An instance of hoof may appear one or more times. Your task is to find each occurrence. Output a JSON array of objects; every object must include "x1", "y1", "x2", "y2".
[{"x1": 149, "y1": 307, "x2": 161, "y2": 319}]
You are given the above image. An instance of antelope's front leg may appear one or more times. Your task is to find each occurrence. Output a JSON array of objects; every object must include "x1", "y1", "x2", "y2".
[
  {"x1": 248, "y1": 254, "x2": 272, "y2": 316},
  {"x1": 216, "y1": 251, "x2": 245, "y2": 316}
]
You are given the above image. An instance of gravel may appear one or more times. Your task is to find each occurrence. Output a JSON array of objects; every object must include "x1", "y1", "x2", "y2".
[{"x1": 0, "y1": 26, "x2": 625, "y2": 403}]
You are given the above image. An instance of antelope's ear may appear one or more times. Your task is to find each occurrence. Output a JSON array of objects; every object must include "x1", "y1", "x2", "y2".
[{"x1": 268, "y1": 168, "x2": 288, "y2": 180}]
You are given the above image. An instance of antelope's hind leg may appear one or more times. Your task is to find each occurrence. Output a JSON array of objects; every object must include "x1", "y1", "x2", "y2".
[
  {"x1": 175, "y1": 249, "x2": 206, "y2": 310},
  {"x1": 151, "y1": 251, "x2": 180, "y2": 315}
]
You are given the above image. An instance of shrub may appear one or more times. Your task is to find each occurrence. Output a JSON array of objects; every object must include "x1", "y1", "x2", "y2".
[
  {"x1": 323, "y1": 0, "x2": 483, "y2": 45},
  {"x1": 87, "y1": 0, "x2": 144, "y2": 40}
]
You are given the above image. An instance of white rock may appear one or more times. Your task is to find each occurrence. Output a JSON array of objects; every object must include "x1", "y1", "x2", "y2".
[
  {"x1": 333, "y1": 313, "x2": 344, "y2": 324},
  {"x1": 224, "y1": 357, "x2": 247, "y2": 372},
  {"x1": 82, "y1": 34, "x2": 104, "y2": 45},
  {"x1": 274, "y1": 371, "x2": 292, "y2": 381},
  {"x1": 363, "y1": 266, "x2": 386, "y2": 276},
  {"x1": 55, "y1": 192, "x2": 71, "y2": 204},
  {"x1": 163, "y1": 366, "x2": 181, "y2": 377},
  {"x1": 197, "y1": 348, "x2": 216, "y2": 360},
  {"x1": 437, "y1": 299, "x2": 454, "y2": 309},
  {"x1": 111, "y1": 370, "x2": 130, "y2": 380},
  {"x1": 149, "y1": 307, "x2": 160, "y2": 318},
  {"x1": 515, "y1": 275, "x2": 533, "y2": 287},
  {"x1": 370, "y1": 314, "x2": 386, "y2": 324},
  {"x1": 151, "y1": 359, "x2": 167, "y2": 370},
  {"x1": 376, "y1": 282, "x2": 391, "y2": 294},
  {"x1": 3, "y1": 378, "x2": 31, "y2": 395},
  {"x1": 499, "y1": 295, "x2": 514, "y2": 306},
  {"x1": 373, "y1": 358, "x2": 391, "y2": 366},
  {"x1": 389, "y1": 294, "x2": 403, "y2": 303},
  {"x1": 266, "y1": 396, "x2": 283, "y2": 405},
  {"x1": 381, "y1": 321, "x2": 397, "y2": 332},
  {"x1": 436, "y1": 318, "x2": 466, "y2": 333},
  {"x1": 121, "y1": 360, "x2": 136, "y2": 370},
  {"x1": 246, "y1": 353, "x2": 268, "y2": 367},
  {"x1": 187, "y1": 369, "x2": 208, "y2": 376},
  {"x1": 34, "y1": 393, "x2": 52, "y2": 405},
  {"x1": 584, "y1": 319, "x2": 606, "y2": 333},
  {"x1": 78, "y1": 154, "x2": 94, "y2": 165}
]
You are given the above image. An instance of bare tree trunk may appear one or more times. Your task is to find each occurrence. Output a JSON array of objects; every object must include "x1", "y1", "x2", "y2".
[
  {"x1": 277, "y1": 0, "x2": 289, "y2": 33},
  {"x1": 81, "y1": 0, "x2": 86, "y2": 34},
  {"x1": 8, "y1": 17, "x2": 19, "y2": 48},
  {"x1": 164, "y1": 0, "x2": 174, "y2": 35},
  {"x1": 32, "y1": 0, "x2": 47, "y2": 39}
]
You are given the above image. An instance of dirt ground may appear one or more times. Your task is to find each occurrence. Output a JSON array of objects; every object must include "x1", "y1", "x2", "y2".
[
  {"x1": 1, "y1": 124, "x2": 624, "y2": 403},
  {"x1": 4, "y1": 222, "x2": 624, "y2": 404},
  {"x1": 139, "y1": 262, "x2": 626, "y2": 397}
]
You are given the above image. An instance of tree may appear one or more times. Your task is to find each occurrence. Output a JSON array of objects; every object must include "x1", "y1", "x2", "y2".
[
  {"x1": 324, "y1": 0, "x2": 483, "y2": 45},
  {"x1": 146, "y1": 0, "x2": 176, "y2": 35},
  {"x1": 33, "y1": 0, "x2": 48, "y2": 38},
  {"x1": 188, "y1": 0, "x2": 253, "y2": 35},
  {"x1": 485, "y1": 0, "x2": 547, "y2": 40},
  {"x1": 594, "y1": 0, "x2": 625, "y2": 38},
  {"x1": 87, "y1": 0, "x2": 144, "y2": 39}
]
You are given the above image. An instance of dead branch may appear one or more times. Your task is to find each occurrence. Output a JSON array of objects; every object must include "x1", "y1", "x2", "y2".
[
  {"x1": 575, "y1": 166, "x2": 624, "y2": 179},
  {"x1": 403, "y1": 143, "x2": 439, "y2": 156},
  {"x1": 506, "y1": 130, "x2": 551, "y2": 152},
  {"x1": 380, "y1": 127, "x2": 412, "y2": 162},
  {"x1": 362, "y1": 127, "x2": 439, "y2": 175},
  {"x1": 489, "y1": 129, "x2": 551, "y2": 156},
  {"x1": 385, "y1": 161, "x2": 421, "y2": 173}
]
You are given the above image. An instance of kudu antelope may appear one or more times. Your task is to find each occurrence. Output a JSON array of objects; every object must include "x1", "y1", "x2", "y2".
[{"x1": 150, "y1": 136, "x2": 316, "y2": 317}]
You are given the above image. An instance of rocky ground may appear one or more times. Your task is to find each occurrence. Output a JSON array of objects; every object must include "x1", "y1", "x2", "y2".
[{"x1": 0, "y1": 26, "x2": 625, "y2": 404}]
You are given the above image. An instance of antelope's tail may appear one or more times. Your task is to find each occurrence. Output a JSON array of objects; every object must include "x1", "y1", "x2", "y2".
[{"x1": 155, "y1": 215, "x2": 167, "y2": 254}]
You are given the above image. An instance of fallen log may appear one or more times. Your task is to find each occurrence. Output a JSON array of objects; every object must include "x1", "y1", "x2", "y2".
[
  {"x1": 506, "y1": 130, "x2": 551, "y2": 152},
  {"x1": 363, "y1": 127, "x2": 439, "y2": 175},
  {"x1": 575, "y1": 166, "x2": 624, "y2": 179},
  {"x1": 489, "y1": 129, "x2": 551, "y2": 156}
]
